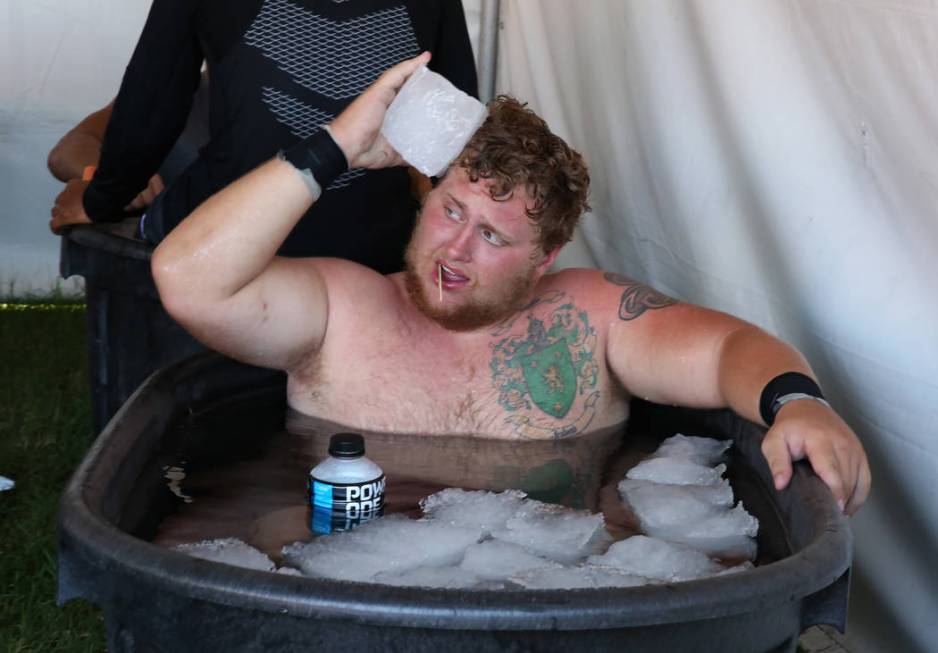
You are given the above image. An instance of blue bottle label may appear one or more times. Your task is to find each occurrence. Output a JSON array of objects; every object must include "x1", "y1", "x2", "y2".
[{"x1": 309, "y1": 474, "x2": 385, "y2": 535}]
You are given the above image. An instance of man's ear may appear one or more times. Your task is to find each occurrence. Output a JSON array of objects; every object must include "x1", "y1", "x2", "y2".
[{"x1": 535, "y1": 246, "x2": 561, "y2": 275}]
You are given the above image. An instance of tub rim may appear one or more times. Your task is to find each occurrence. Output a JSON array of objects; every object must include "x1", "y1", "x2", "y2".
[
  {"x1": 58, "y1": 353, "x2": 851, "y2": 632},
  {"x1": 61, "y1": 221, "x2": 152, "y2": 267}
]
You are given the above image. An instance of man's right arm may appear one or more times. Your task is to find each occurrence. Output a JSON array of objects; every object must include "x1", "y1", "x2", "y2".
[
  {"x1": 152, "y1": 157, "x2": 330, "y2": 371},
  {"x1": 152, "y1": 52, "x2": 432, "y2": 372}
]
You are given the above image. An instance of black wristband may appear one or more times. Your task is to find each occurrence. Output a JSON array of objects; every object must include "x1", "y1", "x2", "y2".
[
  {"x1": 759, "y1": 372, "x2": 825, "y2": 426},
  {"x1": 281, "y1": 127, "x2": 349, "y2": 191}
]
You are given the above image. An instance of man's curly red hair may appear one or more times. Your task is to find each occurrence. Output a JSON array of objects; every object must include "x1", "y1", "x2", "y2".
[{"x1": 453, "y1": 96, "x2": 590, "y2": 253}]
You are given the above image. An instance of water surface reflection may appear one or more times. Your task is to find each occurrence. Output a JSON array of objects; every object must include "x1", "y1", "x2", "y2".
[{"x1": 154, "y1": 411, "x2": 644, "y2": 564}]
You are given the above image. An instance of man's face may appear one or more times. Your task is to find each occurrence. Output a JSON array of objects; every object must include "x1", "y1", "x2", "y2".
[{"x1": 404, "y1": 167, "x2": 555, "y2": 331}]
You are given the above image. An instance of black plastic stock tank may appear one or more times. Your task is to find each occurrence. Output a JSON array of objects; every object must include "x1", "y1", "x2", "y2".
[
  {"x1": 57, "y1": 354, "x2": 852, "y2": 653},
  {"x1": 59, "y1": 221, "x2": 206, "y2": 431}
]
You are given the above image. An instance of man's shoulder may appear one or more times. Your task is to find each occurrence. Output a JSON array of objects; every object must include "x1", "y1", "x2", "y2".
[
  {"x1": 299, "y1": 257, "x2": 405, "y2": 323},
  {"x1": 539, "y1": 267, "x2": 608, "y2": 288},
  {"x1": 533, "y1": 268, "x2": 680, "y2": 323},
  {"x1": 302, "y1": 257, "x2": 397, "y2": 291},
  {"x1": 542, "y1": 268, "x2": 673, "y2": 291},
  {"x1": 536, "y1": 268, "x2": 648, "y2": 303},
  {"x1": 498, "y1": 269, "x2": 620, "y2": 337}
]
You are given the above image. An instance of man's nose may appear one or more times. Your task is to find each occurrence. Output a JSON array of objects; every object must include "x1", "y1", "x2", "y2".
[{"x1": 444, "y1": 224, "x2": 474, "y2": 261}]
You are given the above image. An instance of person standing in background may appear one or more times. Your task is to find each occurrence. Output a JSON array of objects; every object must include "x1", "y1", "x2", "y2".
[{"x1": 50, "y1": 0, "x2": 477, "y2": 274}]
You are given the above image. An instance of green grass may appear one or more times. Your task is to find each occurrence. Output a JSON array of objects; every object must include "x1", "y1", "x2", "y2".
[
  {"x1": 0, "y1": 279, "x2": 85, "y2": 304},
  {"x1": 0, "y1": 300, "x2": 106, "y2": 652}
]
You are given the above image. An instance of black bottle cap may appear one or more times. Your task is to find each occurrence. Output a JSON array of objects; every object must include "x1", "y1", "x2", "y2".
[{"x1": 328, "y1": 433, "x2": 365, "y2": 459}]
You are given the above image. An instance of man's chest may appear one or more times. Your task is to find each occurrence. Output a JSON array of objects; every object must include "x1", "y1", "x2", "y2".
[{"x1": 288, "y1": 301, "x2": 627, "y2": 439}]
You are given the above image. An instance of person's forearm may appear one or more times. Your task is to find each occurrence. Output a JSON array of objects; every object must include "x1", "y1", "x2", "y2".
[
  {"x1": 47, "y1": 134, "x2": 102, "y2": 182},
  {"x1": 47, "y1": 104, "x2": 112, "y2": 182},
  {"x1": 152, "y1": 157, "x2": 316, "y2": 303},
  {"x1": 716, "y1": 326, "x2": 815, "y2": 425}
]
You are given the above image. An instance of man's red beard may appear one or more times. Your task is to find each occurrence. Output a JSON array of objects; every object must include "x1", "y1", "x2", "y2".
[{"x1": 403, "y1": 242, "x2": 537, "y2": 332}]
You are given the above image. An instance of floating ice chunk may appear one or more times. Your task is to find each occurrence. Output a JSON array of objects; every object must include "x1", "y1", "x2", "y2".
[
  {"x1": 492, "y1": 501, "x2": 611, "y2": 564},
  {"x1": 652, "y1": 502, "x2": 758, "y2": 539},
  {"x1": 421, "y1": 488, "x2": 527, "y2": 536},
  {"x1": 618, "y1": 478, "x2": 735, "y2": 514},
  {"x1": 586, "y1": 535, "x2": 725, "y2": 582},
  {"x1": 374, "y1": 565, "x2": 481, "y2": 589},
  {"x1": 653, "y1": 434, "x2": 731, "y2": 466},
  {"x1": 717, "y1": 561, "x2": 755, "y2": 576},
  {"x1": 512, "y1": 565, "x2": 649, "y2": 590},
  {"x1": 380, "y1": 65, "x2": 488, "y2": 176},
  {"x1": 175, "y1": 538, "x2": 276, "y2": 572},
  {"x1": 641, "y1": 504, "x2": 759, "y2": 560},
  {"x1": 163, "y1": 465, "x2": 193, "y2": 503},
  {"x1": 626, "y1": 457, "x2": 727, "y2": 486},
  {"x1": 423, "y1": 490, "x2": 611, "y2": 565},
  {"x1": 460, "y1": 540, "x2": 561, "y2": 581},
  {"x1": 276, "y1": 566, "x2": 304, "y2": 576},
  {"x1": 282, "y1": 514, "x2": 482, "y2": 582},
  {"x1": 0, "y1": 475, "x2": 14, "y2": 492},
  {"x1": 618, "y1": 477, "x2": 758, "y2": 560}
]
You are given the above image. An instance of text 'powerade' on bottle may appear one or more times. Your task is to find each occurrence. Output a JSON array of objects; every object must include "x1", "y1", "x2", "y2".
[{"x1": 308, "y1": 432, "x2": 385, "y2": 535}]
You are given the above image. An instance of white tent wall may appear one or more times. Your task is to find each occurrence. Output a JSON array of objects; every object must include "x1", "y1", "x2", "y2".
[
  {"x1": 496, "y1": 1, "x2": 937, "y2": 652},
  {"x1": 0, "y1": 0, "x2": 154, "y2": 295}
]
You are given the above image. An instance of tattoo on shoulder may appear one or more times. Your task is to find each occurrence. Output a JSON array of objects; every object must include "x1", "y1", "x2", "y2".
[{"x1": 603, "y1": 272, "x2": 676, "y2": 321}]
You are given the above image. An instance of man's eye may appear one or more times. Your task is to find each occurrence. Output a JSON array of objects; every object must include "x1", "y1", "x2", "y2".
[
  {"x1": 481, "y1": 229, "x2": 504, "y2": 246},
  {"x1": 444, "y1": 206, "x2": 461, "y2": 221}
]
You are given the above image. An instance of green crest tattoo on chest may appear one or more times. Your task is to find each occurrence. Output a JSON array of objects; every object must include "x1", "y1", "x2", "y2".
[{"x1": 490, "y1": 293, "x2": 600, "y2": 439}]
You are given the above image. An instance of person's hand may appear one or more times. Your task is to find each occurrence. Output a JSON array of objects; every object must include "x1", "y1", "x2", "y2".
[
  {"x1": 329, "y1": 51, "x2": 431, "y2": 169},
  {"x1": 50, "y1": 179, "x2": 93, "y2": 233},
  {"x1": 761, "y1": 398, "x2": 871, "y2": 515},
  {"x1": 125, "y1": 174, "x2": 165, "y2": 211}
]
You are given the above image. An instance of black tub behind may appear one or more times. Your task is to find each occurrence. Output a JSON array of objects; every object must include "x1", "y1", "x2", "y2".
[
  {"x1": 60, "y1": 222, "x2": 207, "y2": 431},
  {"x1": 58, "y1": 354, "x2": 852, "y2": 653}
]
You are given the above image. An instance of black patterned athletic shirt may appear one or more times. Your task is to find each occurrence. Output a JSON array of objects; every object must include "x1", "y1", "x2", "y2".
[{"x1": 85, "y1": 0, "x2": 477, "y2": 272}]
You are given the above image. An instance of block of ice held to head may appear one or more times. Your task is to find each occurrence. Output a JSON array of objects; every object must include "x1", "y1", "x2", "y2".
[{"x1": 380, "y1": 65, "x2": 487, "y2": 177}]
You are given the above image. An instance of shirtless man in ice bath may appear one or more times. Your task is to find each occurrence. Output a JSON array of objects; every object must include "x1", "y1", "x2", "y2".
[{"x1": 153, "y1": 53, "x2": 870, "y2": 514}]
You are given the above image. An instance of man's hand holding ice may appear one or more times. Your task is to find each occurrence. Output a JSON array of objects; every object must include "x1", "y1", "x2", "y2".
[{"x1": 328, "y1": 51, "x2": 432, "y2": 170}]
